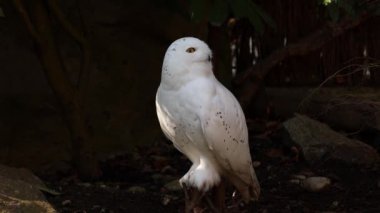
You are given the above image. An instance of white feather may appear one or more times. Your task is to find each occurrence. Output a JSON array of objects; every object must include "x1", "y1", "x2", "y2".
[{"x1": 156, "y1": 37, "x2": 260, "y2": 201}]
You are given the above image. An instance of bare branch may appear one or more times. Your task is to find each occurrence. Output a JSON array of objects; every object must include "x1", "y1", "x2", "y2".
[
  {"x1": 46, "y1": 0, "x2": 91, "y2": 94},
  {"x1": 12, "y1": 0, "x2": 41, "y2": 43}
]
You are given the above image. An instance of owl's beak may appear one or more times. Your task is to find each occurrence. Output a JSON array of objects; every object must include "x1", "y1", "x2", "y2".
[{"x1": 208, "y1": 55, "x2": 212, "y2": 62}]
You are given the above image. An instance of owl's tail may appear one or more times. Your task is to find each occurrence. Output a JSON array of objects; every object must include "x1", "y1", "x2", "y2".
[{"x1": 227, "y1": 167, "x2": 261, "y2": 203}]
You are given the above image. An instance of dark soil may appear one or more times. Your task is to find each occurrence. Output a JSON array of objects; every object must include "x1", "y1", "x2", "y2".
[{"x1": 42, "y1": 133, "x2": 380, "y2": 213}]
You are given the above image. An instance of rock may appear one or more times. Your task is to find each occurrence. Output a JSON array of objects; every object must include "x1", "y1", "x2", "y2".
[
  {"x1": 161, "y1": 194, "x2": 178, "y2": 206},
  {"x1": 151, "y1": 173, "x2": 164, "y2": 182},
  {"x1": 162, "y1": 195, "x2": 171, "y2": 206},
  {"x1": 289, "y1": 179, "x2": 301, "y2": 184},
  {"x1": 0, "y1": 164, "x2": 56, "y2": 212},
  {"x1": 61, "y1": 200, "x2": 71, "y2": 206},
  {"x1": 253, "y1": 161, "x2": 261, "y2": 168},
  {"x1": 164, "y1": 180, "x2": 182, "y2": 192},
  {"x1": 151, "y1": 173, "x2": 174, "y2": 184},
  {"x1": 301, "y1": 177, "x2": 331, "y2": 192},
  {"x1": 331, "y1": 200, "x2": 339, "y2": 208},
  {"x1": 283, "y1": 114, "x2": 380, "y2": 168},
  {"x1": 0, "y1": 164, "x2": 46, "y2": 187},
  {"x1": 160, "y1": 165, "x2": 176, "y2": 174},
  {"x1": 77, "y1": 182, "x2": 92, "y2": 188},
  {"x1": 290, "y1": 174, "x2": 331, "y2": 192},
  {"x1": 127, "y1": 186, "x2": 146, "y2": 194},
  {"x1": 99, "y1": 184, "x2": 107, "y2": 189},
  {"x1": 292, "y1": 175, "x2": 306, "y2": 180}
]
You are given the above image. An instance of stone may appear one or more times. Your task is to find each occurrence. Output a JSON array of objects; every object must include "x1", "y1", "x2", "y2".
[
  {"x1": 283, "y1": 114, "x2": 380, "y2": 168},
  {"x1": 253, "y1": 161, "x2": 261, "y2": 168},
  {"x1": 161, "y1": 194, "x2": 178, "y2": 206},
  {"x1": 61, "y1": 200, "x2": 71, "y2": 206},
  {"x1": 0, "y1": 164, "x2": 56, "y2": 212},
  {"x1": 151, "y1": 173, "x2": 174, "y2": 184},
  {"x1": 292, "y1": 175, "x2": 306, "y2": 180},
  {"x1": 160, "y1": 165, "x2": 176, "y2": 174},
  {"x1": 127, "y1": 186, "x2": 146, "y2": 194},
  {"x1": 300, "y1": 176, "x2": 331, "y2": 192},
  {"x1": 77, "y1": 182, "x2": 92, "y2": 188},
  {"x1": 164, "y1": 180, "x2": 182, "y2": 192}
]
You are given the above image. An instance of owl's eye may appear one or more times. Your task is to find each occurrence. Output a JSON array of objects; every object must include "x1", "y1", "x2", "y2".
[{"x1": 186, "y1": 47, "x2": 196, "y2": 53}]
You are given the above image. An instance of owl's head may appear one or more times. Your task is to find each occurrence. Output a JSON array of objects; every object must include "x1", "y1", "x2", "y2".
[{"x1": 161, "y1": 37, "x2": 213, "y2": 86}]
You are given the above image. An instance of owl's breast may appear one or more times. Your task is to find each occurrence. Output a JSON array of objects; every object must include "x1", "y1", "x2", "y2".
[{"x1": 156, "y1": 81, "x2": 213, "y2": 158}]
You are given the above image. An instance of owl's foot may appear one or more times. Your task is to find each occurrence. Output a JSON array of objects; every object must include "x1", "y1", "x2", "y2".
[
  {"x1": 182, "y1": 183, "x2": 204, "y2": 213},
  {"x1": 213, "y1": 180, "x2": 226, "y2": 213}
]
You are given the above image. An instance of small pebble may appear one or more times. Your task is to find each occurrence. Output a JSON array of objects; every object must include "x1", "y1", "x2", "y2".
[
  {"x1": 292, "y1": 174, "x2": 306, "y2": 180},
  {"x1": 152, "y1": 173, "x2": 164, "y2": 181},
  {"x1": 253, "y1": 161, "x2": 261, "y2": 168},
  {"x1": 61, "y1": 200, "x2": 71, "y2": 206},
  {"x1": 162, "y1": 195, "x2": 171, "y2": 206},
  {"x1": 301, "y1": 176, "x2": 331, "y2": 192},
  {"x1": 161, "y1": 165, "x2": 176, "y2": 174},
  {"x1": 92, "y1": 205, "x2": 101, "y2": 209},
  {"x1": 77, "y1": 182, "x2": 92, "y2": 187},
  {"x1": 127, "y1": 186, "x2": 146, "y2": 194},
  {"x1": 164, "y1": 180, "x2": 182, "y2": 192},
  {"x1": 289, "y1": 179, "x2": 301, "y2": 184},
  {"x1": 332, "y1": 200, "x2": 339, "y2": 207}
]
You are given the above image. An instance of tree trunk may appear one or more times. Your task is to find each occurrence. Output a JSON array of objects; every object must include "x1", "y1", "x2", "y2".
[
  {"x1": 207, "y1": 24, "x2": 232, "y2": 88},
  {"x1": 14, "y1": 0, "x2": 100, "y2": 179}
]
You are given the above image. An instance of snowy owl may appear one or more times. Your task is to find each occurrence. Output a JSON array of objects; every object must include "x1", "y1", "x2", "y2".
[{"x1": 156, "y1": 37, "x2": 260, "y2": 209}]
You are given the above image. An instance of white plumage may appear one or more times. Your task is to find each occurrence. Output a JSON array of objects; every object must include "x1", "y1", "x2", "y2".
[{"x1": 156, "y1": 37, "x2": 260, "y2": 202}]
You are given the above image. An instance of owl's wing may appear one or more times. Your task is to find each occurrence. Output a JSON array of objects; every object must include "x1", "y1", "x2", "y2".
[{"x1": 200, "y1": 82, "x2": 260, "y2": 201}]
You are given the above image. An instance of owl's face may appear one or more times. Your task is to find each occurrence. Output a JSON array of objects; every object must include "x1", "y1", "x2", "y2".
[{"x1": 161, "y1": 37, "x2": 213, "y2": 85}]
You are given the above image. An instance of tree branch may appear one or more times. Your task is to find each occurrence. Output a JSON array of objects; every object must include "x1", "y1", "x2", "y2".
[
  {"x1": 15, "y1": 0, "x2": 100, "y2": 179},
  {"x1": 234, "y1": 13, "x2": 370, "y2": 108},
  {"x1": 12, "y1": 0, "x2": 41, "y2": 43},
  {"x1": 46, "y1": 0, "x2": 91, "y2": 94}
]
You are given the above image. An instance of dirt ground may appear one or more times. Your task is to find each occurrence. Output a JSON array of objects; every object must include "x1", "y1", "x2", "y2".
[{"x1": 43, "y1": 134, "x2": 380, "y2": 213}]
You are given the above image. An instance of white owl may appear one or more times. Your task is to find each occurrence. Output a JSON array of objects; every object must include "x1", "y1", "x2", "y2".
[{"x1": 156, "y1": 37, "x2": 260, "y2": 209}]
